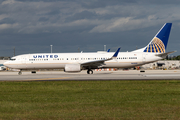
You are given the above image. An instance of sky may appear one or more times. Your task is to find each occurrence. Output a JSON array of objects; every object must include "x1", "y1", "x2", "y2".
[{"x1": 0, "y1": 0, "x2": 180, "y2": 57}]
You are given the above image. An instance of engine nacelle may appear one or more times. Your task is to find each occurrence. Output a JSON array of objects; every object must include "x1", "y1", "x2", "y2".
[{"x1": 64, "y1": 64, "x2": 81, "y2": 72}]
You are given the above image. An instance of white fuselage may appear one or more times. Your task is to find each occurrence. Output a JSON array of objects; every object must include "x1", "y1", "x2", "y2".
[{"x1": 4, "y1": 51, "x2": 163, "y2": 70}]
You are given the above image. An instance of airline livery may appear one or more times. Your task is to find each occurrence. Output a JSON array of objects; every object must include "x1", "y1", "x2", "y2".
[{"x1": 4, "y1": 23, "x2": 175, "y2": 75}]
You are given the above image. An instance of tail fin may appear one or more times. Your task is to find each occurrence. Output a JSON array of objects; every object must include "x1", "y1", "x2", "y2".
[{"x1": 143, "y1": 23, "x2": 172, "y2": 53}]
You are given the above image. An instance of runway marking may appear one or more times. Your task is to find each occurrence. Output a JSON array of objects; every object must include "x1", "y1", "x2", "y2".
[{"x1": 25, "y1": 77, "x2": 70, "y2": 81}]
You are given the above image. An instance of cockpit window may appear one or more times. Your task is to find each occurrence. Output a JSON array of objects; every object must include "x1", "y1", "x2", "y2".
[{"x1": 10, "y1": 58, "x2": 16, "y2": 61}]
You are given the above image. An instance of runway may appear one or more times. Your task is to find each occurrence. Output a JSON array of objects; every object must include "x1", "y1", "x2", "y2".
[{"x1": 0, "y1": 70, "x2": 180, "y2": 81}]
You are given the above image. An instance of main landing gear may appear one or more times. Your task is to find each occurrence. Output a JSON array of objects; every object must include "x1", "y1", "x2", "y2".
[
  {"x1": 18, "y1": 70, "x2": 22, "y2": 75},
  {"x1": 87, "y1": 69, "x2": 93, "y2": 74}
]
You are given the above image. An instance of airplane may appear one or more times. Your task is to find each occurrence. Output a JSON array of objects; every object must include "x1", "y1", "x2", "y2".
[{"x1": 4, "y1": 23, "x2": 175, "y2": 75}]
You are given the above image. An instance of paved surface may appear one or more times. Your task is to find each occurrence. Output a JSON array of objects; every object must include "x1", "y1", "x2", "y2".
[{"x1": 0, "y1": 70, "x2": 180, "y2": 81}]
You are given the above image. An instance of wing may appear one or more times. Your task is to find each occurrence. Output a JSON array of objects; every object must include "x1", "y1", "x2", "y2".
[{"x1": 81, "y1": 48, "x2": 120, "y2": 69}]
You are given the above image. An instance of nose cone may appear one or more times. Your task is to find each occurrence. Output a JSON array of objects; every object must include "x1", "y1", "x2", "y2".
[
  {"x1": 3, "y1": 61, "x2": 10, "y2": 67},
  {"x1": 3, "y1": 61, "x2": 7, "y2": 66}
]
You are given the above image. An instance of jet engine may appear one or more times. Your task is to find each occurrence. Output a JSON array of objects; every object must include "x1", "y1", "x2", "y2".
[{"x1": 64, "y1": 64, "x2": 81, "y2": 72}]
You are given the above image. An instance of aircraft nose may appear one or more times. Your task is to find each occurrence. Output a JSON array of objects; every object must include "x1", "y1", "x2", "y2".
[
  {"x1": 3, "y1": 61, "x2": 10, "y2": 67},
  {"x1": 3, "y1": 61, "x2": 7, "y2": 66}
]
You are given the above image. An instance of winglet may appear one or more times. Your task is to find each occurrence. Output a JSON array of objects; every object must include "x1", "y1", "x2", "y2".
[
  {"x1": 107, "y1": 49, "x2": 110, "y2": 52},
  {"x1": 112, "y1": 48, "x2": 120, "y2": 58}
]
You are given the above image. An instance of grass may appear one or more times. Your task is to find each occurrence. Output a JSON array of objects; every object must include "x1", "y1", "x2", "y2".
[{"x1": 0, "y1": 80, "x2": 180, "y2": 120}]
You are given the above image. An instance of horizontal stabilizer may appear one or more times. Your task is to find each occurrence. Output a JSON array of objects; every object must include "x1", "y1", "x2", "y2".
[{"x1": 155, "y1": 51, "x2": 176, "y2": 57}]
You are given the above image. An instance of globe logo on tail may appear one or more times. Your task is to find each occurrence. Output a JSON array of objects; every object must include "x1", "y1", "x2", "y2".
[{"x1": 143, "y1": 37, "x2": 165, "y2": 53}]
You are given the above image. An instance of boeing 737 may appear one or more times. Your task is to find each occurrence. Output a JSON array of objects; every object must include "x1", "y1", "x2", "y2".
[{"x1": 4, "y1": 23, "x2": 175, "y2": 75}]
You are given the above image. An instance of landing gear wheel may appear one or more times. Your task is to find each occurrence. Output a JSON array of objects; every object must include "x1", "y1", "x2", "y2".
[
  {"x1": 18, "y1": 71, "x2": 22, "y2": 75},
  {"x1": 87, "y1": 70, "x2": 93, "y2": 74},
  {"x1": 31, "y1": 71, "x2": 36, "y2": 74},
  {"x1": 140, "y1": 70, "x2": 145, "y2": 72}
]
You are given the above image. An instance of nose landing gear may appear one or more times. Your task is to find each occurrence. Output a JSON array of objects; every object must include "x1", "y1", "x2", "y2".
[{"x1": 18, "y1": 70, "x2": 22, "y2": 75}]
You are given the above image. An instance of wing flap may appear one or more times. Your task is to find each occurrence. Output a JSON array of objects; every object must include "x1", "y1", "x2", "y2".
[{"x1": 81, "y1": 48, "x2": 120, "y2": 68}]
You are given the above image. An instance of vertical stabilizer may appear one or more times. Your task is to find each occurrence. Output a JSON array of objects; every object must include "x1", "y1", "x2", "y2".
[{"x1": 143, "y1": 23, "x2": 172, "y2": 53}]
